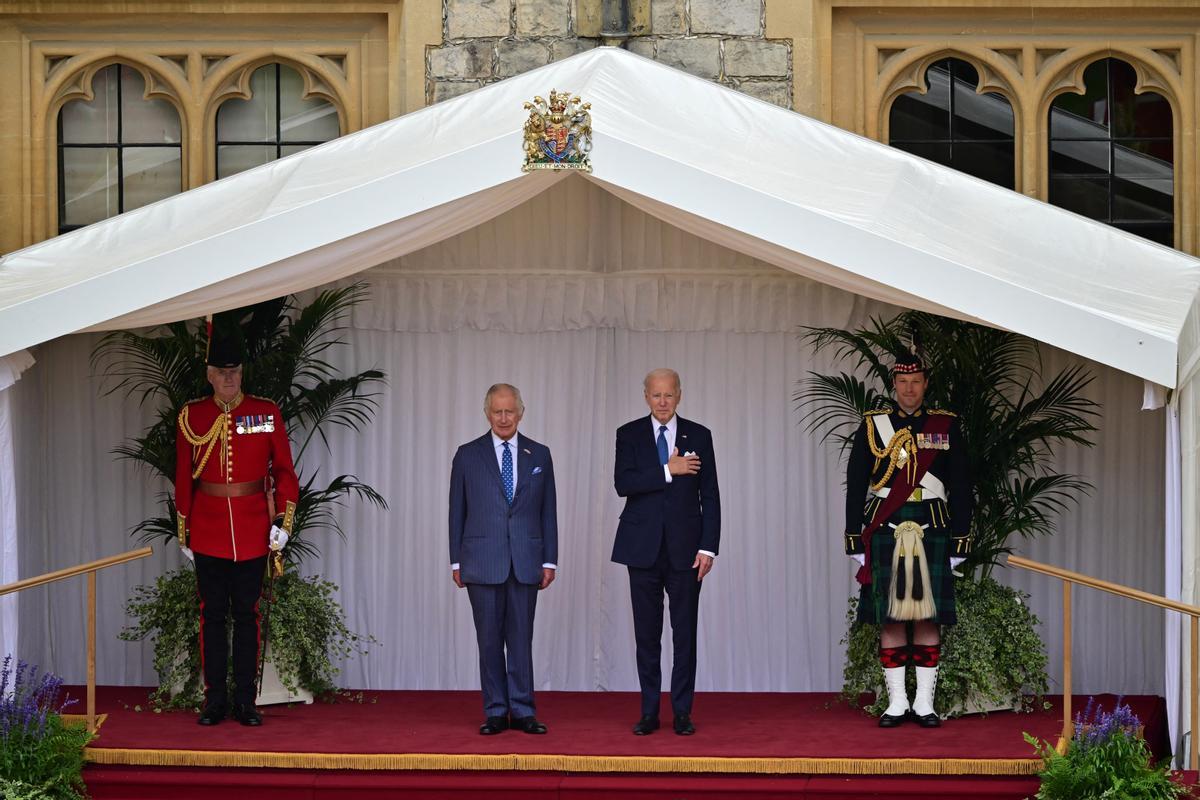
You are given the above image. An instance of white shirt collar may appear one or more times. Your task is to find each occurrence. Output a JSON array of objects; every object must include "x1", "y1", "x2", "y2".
[
  {"x1": 491, "y1": 431, "x2": 519, "y2": 450},
  {"x1": 650, "y1": 414, "x2": 677, "y2": 435}
]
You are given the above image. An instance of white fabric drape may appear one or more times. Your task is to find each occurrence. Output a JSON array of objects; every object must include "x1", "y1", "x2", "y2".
[
  {"x1": 11, "y1": 180, "x2": 1166, "y2": 697},
  {"x1": 1166, "y1": 402, "x2": 1183, "y2": 762},
  {"x1": 0, "y1": 350, "x2": 35, "y2": 662}
]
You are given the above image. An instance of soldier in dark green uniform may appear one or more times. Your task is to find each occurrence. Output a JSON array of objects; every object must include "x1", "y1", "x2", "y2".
[{"x1": 843, "y1": 352, "x2": 972, "y2": 728}]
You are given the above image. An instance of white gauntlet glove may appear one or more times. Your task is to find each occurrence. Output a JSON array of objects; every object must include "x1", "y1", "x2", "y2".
[
  {"x1": 179, "y1": 544, "x2": 194, "y2": 563},
  {"x1": 269, "y1": 525, "x2": 289, "y2": 552},
  {"x1": 950, "y1": 557, "x2": 965, "y2": 569},
  {"x1": 850, "y1": 553, "x2": 865, "y2": 567}
]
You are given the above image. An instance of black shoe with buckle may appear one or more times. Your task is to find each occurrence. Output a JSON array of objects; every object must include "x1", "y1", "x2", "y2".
[{"x1": 231, "y1": 703, "x2": 262, "y2": 726}]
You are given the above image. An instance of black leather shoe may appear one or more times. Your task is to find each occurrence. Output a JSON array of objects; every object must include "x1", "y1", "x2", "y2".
[
  {"x1": 632, "y1": 715, "x2": 660, "y2": 735},
  {"x1": 512, "y1": 716, "x2": 547, "y2": 734},
  {"x1": 673, "y1": 714, "x2": 695, "y2": 736},
  {"x1": 231, "y1": 704, "x2": 262, "y2": 726},
  {"x1": 197, "y1": 705, "x2": 226, "y2": 726},
  {"x1": 479, "y1": 716, "x2": 510, "y2": 735},
  {"x1": 912, "y1": 711, "x2": 941, "y2": 728},
  {"x1": 877, "y1": 711, "x2": 907, "y2": 728}
]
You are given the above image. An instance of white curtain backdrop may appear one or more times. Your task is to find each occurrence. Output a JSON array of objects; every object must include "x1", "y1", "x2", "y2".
[
  {"x1": 0, "y1": 350, "x2": 35, "y2": 663},
  {"x1": 12, "y1": 179, "x2": 1166, "y2": 697}
]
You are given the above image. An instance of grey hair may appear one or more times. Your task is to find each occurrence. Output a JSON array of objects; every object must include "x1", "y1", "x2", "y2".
[
  {"x1": 485, "y1": 383, "x2": 525, "y2": 414},
  {"x1": 643, "y1": 368, "x2": 681, "y2": 392}
]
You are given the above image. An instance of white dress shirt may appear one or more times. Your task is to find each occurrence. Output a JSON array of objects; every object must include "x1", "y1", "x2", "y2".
[{"x1": 652, "y1": 415, "x2": 715, "y2": 560}]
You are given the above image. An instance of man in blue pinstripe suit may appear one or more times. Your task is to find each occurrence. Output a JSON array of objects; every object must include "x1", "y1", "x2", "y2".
[{"x1": 449, "y1": 383, "x2": 558, "y2": 735}]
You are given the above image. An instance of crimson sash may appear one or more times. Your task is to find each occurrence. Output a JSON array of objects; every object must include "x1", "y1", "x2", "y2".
[{"x1": 856, "y1": 413, "x2": 953, "y2": 586}]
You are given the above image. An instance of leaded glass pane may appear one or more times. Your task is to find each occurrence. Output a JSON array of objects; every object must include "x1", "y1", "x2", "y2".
[
  {"x1": 60, "y1": 147, "x2": 119, "y2": 226},
  {"x1": 1048, "y1": 57, "x2": 1174, "y2": 245},
  {"x1": 950, "y1": 142, "x2": 1014, "y2": 187},
  {"x1": 216, "y1": 144, "x2": 275, "y2": 179},
  {"x1": 59, "y1": 64, "x2": 119, "y2": 144},
  {"x1": 888, "y1": 58, "x2": 1014, "y2": 189},
  {"x1": 122, "y1": 147, "x2": 183, "y2": 210},
  {"x1": 279, "y1": 67, "x2": 339, "y2": 142},
  {"x1": 280, "y1": 144, "x2": 316, "y2": 158},
  {"x1": 1050, "y1": 140, "x2": 1109, "y2": 176},
  {"x1": 1049, "y1": 176, "x2": 1109, "y2": 219},
  {"x1": 217, "y1": 65, "x2": 277, "y2": 143},
  {"x1": 120, "y1": 67, "x2": 181, "y2": 144}
]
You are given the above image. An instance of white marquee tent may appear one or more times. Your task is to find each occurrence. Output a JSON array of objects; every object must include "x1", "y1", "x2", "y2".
[{"x1": 2, "y1": 47, "x2": 1199, "y2": 753}]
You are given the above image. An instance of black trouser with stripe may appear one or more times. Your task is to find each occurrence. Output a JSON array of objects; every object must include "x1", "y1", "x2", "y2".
[{"x1": 194, "y1": 553, "x2": 267, "y2": 709}]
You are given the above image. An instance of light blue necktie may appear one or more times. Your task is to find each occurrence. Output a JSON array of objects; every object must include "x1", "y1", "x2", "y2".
[
  {"x1": 502, "y1": 441, "x2": 514, "y2": 505},
  {"x1": 656, "y1": 425, "x2": 669, "y2": 466}
]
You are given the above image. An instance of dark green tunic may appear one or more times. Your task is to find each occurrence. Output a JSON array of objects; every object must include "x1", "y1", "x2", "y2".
[{"x1": 843, "y1": 406, "x2": 972, "y2": 625}]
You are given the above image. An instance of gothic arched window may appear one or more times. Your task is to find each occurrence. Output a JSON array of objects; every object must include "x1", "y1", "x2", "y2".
[
  {"x1": 1048, "y1": 58, "x2": 1173, "y2": 246},
  {"x1": 215, "y1": 63, "x2": 340, "y2": 179},
  {"x1": 888, "y1": 58, "x2": 1015, "y2": 190},
  {"x1": 57, "y1": 64, "x2": 182, "y2": 234}
]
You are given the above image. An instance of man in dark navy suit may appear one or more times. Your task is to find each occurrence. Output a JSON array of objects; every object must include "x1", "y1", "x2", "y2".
[
  {"x1": 449, "y1": 383, "x2": 558, "y2": 735},
  {"x1": 612, "y1": 368, "x2": 720, "y2": 736}
]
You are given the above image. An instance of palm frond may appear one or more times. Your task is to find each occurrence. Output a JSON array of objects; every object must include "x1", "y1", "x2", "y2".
[
  {"x1": 95, "y1": 285, "x2": 388, "y2": 569},
  {"x1": 801, "y1": 311, "x2": 1100, "y2": 581}
]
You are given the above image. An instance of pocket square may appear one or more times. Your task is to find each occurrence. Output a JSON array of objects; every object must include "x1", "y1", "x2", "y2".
[{"x1": 532, "y1": 466, "x2": 543, "y2": 475}]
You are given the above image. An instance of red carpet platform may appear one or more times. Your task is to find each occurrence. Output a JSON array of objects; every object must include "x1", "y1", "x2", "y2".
[{"x1": 78, "y1": 688, "x2": 1170, "y2": 799}]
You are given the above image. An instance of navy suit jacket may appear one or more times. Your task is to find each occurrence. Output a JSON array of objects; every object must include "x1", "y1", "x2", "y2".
[
  {"x1": 449, "y1": 432, "x2": 559, "y2": 585},
  {"x1": 611, "y1": 415, "x2": 720, "y2": 570}
]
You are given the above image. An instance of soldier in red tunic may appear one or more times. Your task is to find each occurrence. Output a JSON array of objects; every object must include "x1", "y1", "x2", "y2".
[{"x1": 175, "y1": 331, "x2": 299, "y2": 726}]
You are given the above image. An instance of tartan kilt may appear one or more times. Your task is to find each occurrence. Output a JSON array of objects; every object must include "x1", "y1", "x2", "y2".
[{"x1": 856, "y1": 498, "x2": 958, "y2": 625}]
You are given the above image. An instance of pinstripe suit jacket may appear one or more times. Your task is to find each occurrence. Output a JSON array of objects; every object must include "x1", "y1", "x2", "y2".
[{"x1": 449, "y1": 432, "x2": 559, "y2": 585}]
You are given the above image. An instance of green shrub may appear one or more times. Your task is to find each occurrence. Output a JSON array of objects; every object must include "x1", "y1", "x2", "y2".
[
  {"x1": 841, "y1": 575, "x2": 1048, "y2": 717},
  {"x1": 120, "y1": 566, "x2": 373, "y2": 708},
  {"x1": 1025, "y1": 698, "x2": 1187, "y2": 799},
  {"x1": 0, "y1": 658, "x2": 92, "y2": 800}
]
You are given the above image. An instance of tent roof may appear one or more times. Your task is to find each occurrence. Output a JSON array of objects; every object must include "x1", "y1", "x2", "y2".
[{"x1": 2, "y1": 47, "x2": 1198, "y2": 386}]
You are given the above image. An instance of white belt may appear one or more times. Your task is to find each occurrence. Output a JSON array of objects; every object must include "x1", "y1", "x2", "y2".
[{"x1": 875, "y1": 474, "x2": 947, "y2": 502}]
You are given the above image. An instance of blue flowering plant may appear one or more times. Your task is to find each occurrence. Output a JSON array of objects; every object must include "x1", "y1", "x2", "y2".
[
  {"x1": 0, "y1": 656, "x2": 93, "y2": 800},
  {"x1": 1025, "y1": 697, "x2": 1188, "y2": 799}
]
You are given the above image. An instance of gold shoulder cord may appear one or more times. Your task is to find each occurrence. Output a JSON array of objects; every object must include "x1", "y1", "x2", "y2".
[
  {"x1": 864, "y1": 415, "x2": 918, "y2": 492},
  {"x1": 178, "y1": 404, "x2": 229, "y2": 479}
]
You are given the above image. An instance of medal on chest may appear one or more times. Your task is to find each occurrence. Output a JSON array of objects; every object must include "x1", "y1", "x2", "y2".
[{"x1": 235, "y1": 414, "x2": 275, "y2": 435}]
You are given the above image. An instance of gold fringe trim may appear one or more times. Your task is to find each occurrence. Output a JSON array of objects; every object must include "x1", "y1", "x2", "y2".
[{"x1": 83, "y1": 747, "x2": 1041, "y2": 775}]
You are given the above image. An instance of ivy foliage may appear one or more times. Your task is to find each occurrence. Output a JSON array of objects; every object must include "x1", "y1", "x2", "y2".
[
  {"x1": 841, "y1": 576, "x2": 1048, "y2": 717},
  {"x1": 120, "y1": 567, "x2": 373, "y2": 708}
]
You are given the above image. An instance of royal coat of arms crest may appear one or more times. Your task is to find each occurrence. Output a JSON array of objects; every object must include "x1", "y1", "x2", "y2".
[{"x1": 522, "y1": 89, "x2": 592, "y2": 172}]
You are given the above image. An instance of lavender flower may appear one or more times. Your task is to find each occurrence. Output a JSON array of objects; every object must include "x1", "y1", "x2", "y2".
[
  {"x1": 1071, "y1": 695, "x2": 1141, "y2": 752},
  {"x1": 0, "y1": 655, "x2": 77, "y2": 744}
]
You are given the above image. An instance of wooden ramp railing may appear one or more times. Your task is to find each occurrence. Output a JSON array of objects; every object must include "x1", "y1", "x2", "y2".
[
  {"x1": 1008, "y1": 554, "x2": 1198, "y2": 769},
  {"x1": 0, "y1": 547, "x2": 153, "y2": 733}
]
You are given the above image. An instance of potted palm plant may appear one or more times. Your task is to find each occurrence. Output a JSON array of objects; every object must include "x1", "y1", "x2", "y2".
[
  {"x1": 96, "y1": 283, "x2": 386, "y2": 708},
  {"x1": 799, "y1": 311, "x2": 1099, "y2": 717}
]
